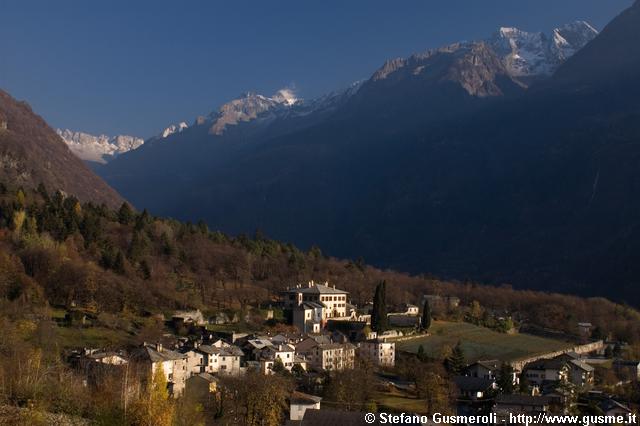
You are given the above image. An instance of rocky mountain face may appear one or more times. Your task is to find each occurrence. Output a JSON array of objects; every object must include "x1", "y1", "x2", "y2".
[
  {"x1": 95, "y1": 10, "x2": 640, "y2": 303},
  {"x1": 489, "y1": 21, "x2": 597, "y2": 80},
  {"x1": 0, "y1": 90, "x2": 124, "y2": 208},
  {"x1": 207, "y1": 90, "x2": 299, "y2": 136},
  {"x1": 159, "y1": 122, "x2": 188, "y2": 139}
]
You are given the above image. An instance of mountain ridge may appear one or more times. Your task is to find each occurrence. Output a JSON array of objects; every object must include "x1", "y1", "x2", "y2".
[{"x1": 0, "y1": 90, "x2": 125, "y2": 208}]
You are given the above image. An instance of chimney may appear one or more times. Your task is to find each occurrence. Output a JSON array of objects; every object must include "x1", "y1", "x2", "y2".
[{"x1": 156, "y1": 343, "x2": 163, "y2": 352}]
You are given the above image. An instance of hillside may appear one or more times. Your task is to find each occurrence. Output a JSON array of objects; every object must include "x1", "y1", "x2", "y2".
[
  {"x1": 0, "y1": 90, "x2": 124, "y2": 208},
  {"x1": 1, "y1": 181, "x2": 639, "y2": 344}
]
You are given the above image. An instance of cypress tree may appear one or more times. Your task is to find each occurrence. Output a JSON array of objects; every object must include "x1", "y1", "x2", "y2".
[
  {"x1": 422, "y1": 299, "x2": 432, "y2": 332},
  {"x1": 372, "y1": 280, "x2": 388, "y2": 333}
]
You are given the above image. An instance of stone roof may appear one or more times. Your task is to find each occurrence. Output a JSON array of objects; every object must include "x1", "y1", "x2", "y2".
[
  {"x1": 246, "y1": 339, "x2": 274, "y2": 349},
  {"x1": 290, "y1": 391, "x2": 322, "y2": 405},
  {"x1": 471, "y1": 359, "x2": 502, "y2": 370},
  {"x1": 85, "y1": 351, "x2": 127, "y2": 361},
  {"x1": 196, "y1": 344, "x2": 221, "y2": 355},
  {"x1": 525, "y1": 357, "x2": 567, "y2": 371},
  {"x1": 570, "y1": 359, "x2": 595, "y2": 372},
  {"x1": 219, "y1": 346, "x2": 244, "y2": 357},
  {"x1": 193, "y1": 372, "x2": 218, "y2": 383},
  {"x1": 285, "y1": 283, "x2": 348, "y2": 295},
  {"x1": 299, "y1": 301, "x2": 325, "y2": 310},
  {"x1": 317, "y1": 342, "x2": 356, "y2": 351},
  {"x1": 134, "y1": 345, "x2": 187, "y2": 363}
]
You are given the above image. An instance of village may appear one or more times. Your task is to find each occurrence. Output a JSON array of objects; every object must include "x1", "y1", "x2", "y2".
[{"x1": 68, "y1": 281, "x2": 638, "y2": 424}]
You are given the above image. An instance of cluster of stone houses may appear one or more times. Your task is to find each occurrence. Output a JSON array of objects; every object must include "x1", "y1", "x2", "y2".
[{"x1": 73, "y1": 327, "x2": 395, "y2": 399}]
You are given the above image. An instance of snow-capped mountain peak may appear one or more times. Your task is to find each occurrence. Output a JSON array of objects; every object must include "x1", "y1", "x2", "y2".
[
  {"x1": 57, "y1": 129, "x2": 144, "y2": 164},
  {"x1": 207, "y1": 88, "x2": 302, "y2": 135},
  {"x1": 550, "y1": 21, "x2": 599, "y2": 61},
  {"x1": 161, "y1": 121, "x2": 188, "y2": 138},
  {"x1": 489, "y1": 21, "x2": 598, "y2": 78},
  {"x1": 272, "y1": 88, "x2": 299, "y2": 106}
]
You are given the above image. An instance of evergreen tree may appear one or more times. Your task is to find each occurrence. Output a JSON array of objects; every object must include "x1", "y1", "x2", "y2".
[
  {"x1": 140, "y1": 259, "x2": 152, "y2": 280},
  {"x1": 117, "y1": 202, "x2": 134, "y2": 225},
  {"x1": 36, "y1": 183, "x2": 49, "y2": 202},
  {"x1": 497, "y1": 363, "x2": 515, "y2": 394},
  {"x1": 422, "y1": 299, "x2": 432, "y2": 332},
  {"x1": 80, "y1": 212, "x2": 102, "y2": 246},
  {"x1": 113, "y1": 250, "x2": 126, "y2": 275},
  {"x1": 271, "y1": 357, "x2": 287, "y2": 375},
  {"x1": 371, "y1": 281, "x2": 388, "y2": 334},
  {"x1": 291, "y1": 364, "x2": 305, "y2": 377},
  {"x1": 135, "y1": 209, "x2": 152, "y2": 231},
  {"x1": 160, "y1": 232, "x2": 175, "y2": 256},
  {"x1": 128, "y1": 230, "x2": 149, "y2": 262},
  {"x1": 197, "y1": 220, "x2": 209, "y2": 234},
  {"x1": 445, "y1": 341, "x2": 465, "y2": 375}
]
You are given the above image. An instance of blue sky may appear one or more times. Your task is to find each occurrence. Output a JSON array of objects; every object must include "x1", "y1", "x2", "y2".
[{"x1": 0, "y1": 0, "x2": 632, "y2": 137}]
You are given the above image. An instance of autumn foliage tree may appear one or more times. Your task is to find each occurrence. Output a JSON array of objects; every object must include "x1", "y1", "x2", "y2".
[{"x1": 130, "y1": 365, "x2": 175, "y2": 426}]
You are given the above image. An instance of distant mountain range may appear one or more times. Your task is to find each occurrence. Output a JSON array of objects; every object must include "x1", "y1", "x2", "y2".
[
  {"x1": 56, "y1": 129, "x2": 145, "y2": 164},
  {"x1": 29, "y1": 18, "x2": 598, "y2": 166},
  {"x1": 61, "y1": 22, "x2": 596, "y2": 167},
  {"x1": 56, "y1": 121, "x2": 192, "y2": 164}
]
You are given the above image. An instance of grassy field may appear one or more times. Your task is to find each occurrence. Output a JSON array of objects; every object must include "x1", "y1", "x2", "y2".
[
  {"x1": 54, "y1": 326, "x2": 132, "y2": 349},
  {"x1": 396, "y1": 321, "x2": 572, "y2": 362},
  {"x1": 372, "y1": 390, "x2": 428, "y2": 414}
]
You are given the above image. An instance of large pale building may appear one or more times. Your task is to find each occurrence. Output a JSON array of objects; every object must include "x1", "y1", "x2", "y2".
[
  {"x1": 283, "y1": 281, "x2": 350, "y2": 332},
  {"x1": 358, "y1": 339, "x2": 395, "y2": 367},
  {"x1": 296, "y1": 338, "x2": 356, "y2": 372}
]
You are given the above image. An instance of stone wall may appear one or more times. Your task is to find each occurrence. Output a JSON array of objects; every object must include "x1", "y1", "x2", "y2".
[{"x1": 509, "y1": 340, "x2": 605, "y2": 372}]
